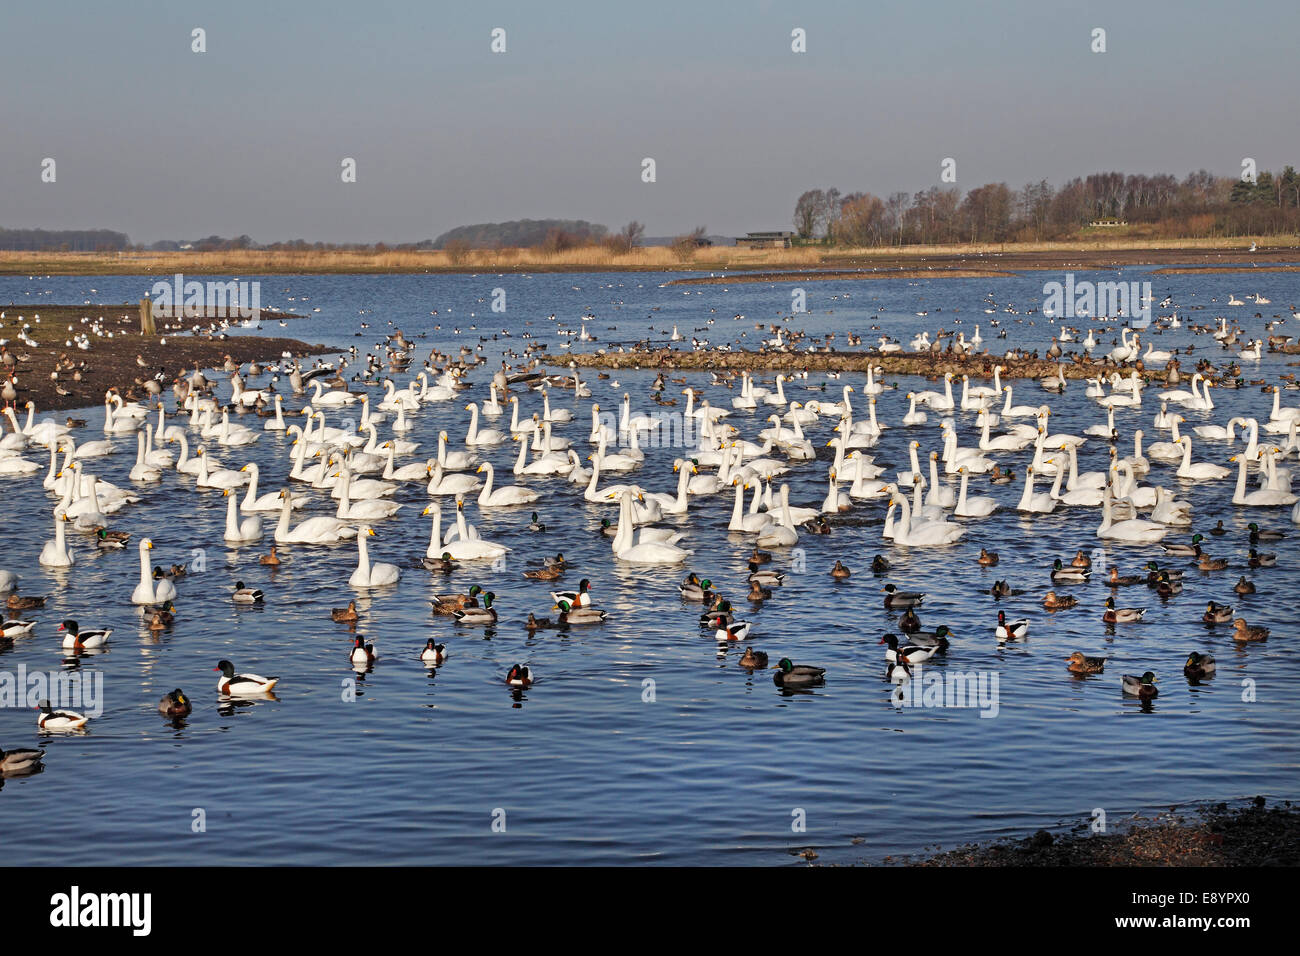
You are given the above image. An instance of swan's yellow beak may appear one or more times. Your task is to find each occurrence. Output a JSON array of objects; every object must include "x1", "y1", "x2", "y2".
[
  {"x1": 367, "y1": 528, "x2": 376, "y2": 537},
  {"x1": 476, "y1": 464, "x2": 486, "y2": 472},
  {"x1": 146, "y1": 541, "x2": 153, "y2": 549}
]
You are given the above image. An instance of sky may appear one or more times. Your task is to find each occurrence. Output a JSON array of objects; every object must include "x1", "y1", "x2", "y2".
[{"x1": 1, "y1": 0, "x2": 1297, "y2": 244}]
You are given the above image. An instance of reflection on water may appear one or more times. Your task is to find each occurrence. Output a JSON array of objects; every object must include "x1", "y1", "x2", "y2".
[{"x1": 0, "y1": 269, "x2": 1297, "y2": 865}]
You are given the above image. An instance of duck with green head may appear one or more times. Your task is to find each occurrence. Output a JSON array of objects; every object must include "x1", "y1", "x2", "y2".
[
  {"x1": 772, "y1": 657, "x2": 825, "y2": 688},
  {"x1": 1183, "y1": 652, "x2": 1216, "y2": 680},
  {"x1": 1121, "y1": 671, "x2": 1159, "y2": 699},
  {"x1": 453, "y1": 591, "x2": 497, "y2": 625}
]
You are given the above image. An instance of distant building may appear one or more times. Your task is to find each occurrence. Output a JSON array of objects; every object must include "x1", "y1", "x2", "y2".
[
  {"x1": 1088, "y1": 219, "x2": 1127, "y2": 228},
  {"x1": 736, "y1": 231, "x2": 795, "y2": 248}
]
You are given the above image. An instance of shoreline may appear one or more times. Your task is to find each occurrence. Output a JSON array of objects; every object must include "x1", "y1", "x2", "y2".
[
  {"x1": 0, "y1": 304, "x2": 333, "y2": 413},
  {"x1": 894, "y1": 798, "x2": 1299, "y2": 866}
]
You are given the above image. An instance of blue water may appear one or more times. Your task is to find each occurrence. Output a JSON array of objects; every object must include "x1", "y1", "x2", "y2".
[{"x1": 1, "y1": 266, "x2": 1297, "y2": 865}]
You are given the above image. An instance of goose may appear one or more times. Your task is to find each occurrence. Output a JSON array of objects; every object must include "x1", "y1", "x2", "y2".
[
  {"x1": 274, "y1": 490, "x2": 357, "y2": 544},
  {"x1": 231, "y1": 581, "x2": 265, "y2": 604},
  {"x1": 1096, "y1": 493, "x2": 1168, "y2": 543},
  {"x1": 223, "y1": 489, "x2": 264, "y2": 543},
  {"x1": 1176, "y1": 436, "x2": 1230, "y2": 480},
  {"x1": 476, "y1": 461, "x2": 539, "y2": 507},
  {"x1": 349, "y1": 526, "x2": 402, "y2": 587},
  {"x1": 464, "y1": 403, "x2": 505, "y2": 446},
  {"x1": 57, "y1": 619, "x2": 110, "y2": 649},
  {"x1": 214, "y1": 659, "x2": 279, "y2": 695},
  {"x1": 132, "y1": 539, "x2": 178, "y2": 604},
  {"x1": 37, "y1": 699, "x2": 89, "y2": 731},
  {"x1": 335, "y1": 470, "x2": 402, "y2": 520},
  {"x1": 39, "y1": 513, "x2": 75, "y2": 567}
]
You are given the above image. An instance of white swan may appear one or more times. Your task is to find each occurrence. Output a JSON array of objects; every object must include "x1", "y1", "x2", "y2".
[
  {"x1": 464, "y1": 403, "x2": 505, "y2": 446},
  {"x1": 131, "y1": 539, "x2": 177, "y2": 604},
  {"x1": 611, "y1": 489, "x2": 691, "y2": 563},
  {"x1": 274, "y1": 490, "x2": 357, "y2": 544},
  {"x1": 1097, "y1": 493, "x2": 1168, "y2": 543},
  {"x1": 1016, "y1": 466, "x2": 1057, "y2": 514},
  {"x1": 223, "y1": 489, "x2": 264, "y2": 543},
  {"x1": 349, "y1": 526, "x2": 401, "y2": 587},
  {"x1": 39, "y1": 513, "x2": 75, "y2": 567},
  {"x1": 1176, "y1": 436, "x2": 1230, "y2": 481},
  {"x1": 477, "y1": 462, "x2": 539, "y2": 508},
  {"x1": 890, "y1": 491, "x2": 966, "y2": 545},
  {"x1": 954, "y1": 468, "x2": 998, "y2": 517}
]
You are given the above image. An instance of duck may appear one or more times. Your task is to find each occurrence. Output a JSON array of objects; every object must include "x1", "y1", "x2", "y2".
[
  {"x1": 907, "y1": 624, "x2": 954, "y2": 652},
  {"x1": 898, "y1": 607, "x2": 922, "y2": 633},
  {"x1": 829, "y1": 560, "x2": 852, "y2": 579},
  {"x1": 331, "y1": 600, "x2": 358, "y2": 622},
  {"x1": 1051, "y1": 559, "x2": 1090, "y2": 583},
  {"x1": 1103, "y1": 597, "x2": 1146, "y2": 623},
  {"x1": 454, "y1": 591, "x2": 498, "y2": 625},
  {"x1": 259, "y1": 545, "x2": 281, "y2": 566},
  {"x1": 94, "y1": 528, "x2": 126, "y2": 550},
  {"x1": 990, "y1": 579, "x2": 1023, "y2": 598},
  {"x1": 522, "y1": 563, "x2": 563, "y2": 581},
  {"x1": 995, "y1": 611, "x2": 1029, "y2": 640},
  {"x1": 749, "y1": 548, "x2": 773, "y2": 565},
  {"x1": 1209, "y1": 519, "x2": 1228, "y2": 536},
  {"x1": 0, "y1": 745, "x2": 44, "y2": 774},
  {"x1": 131, "y1": 539, "x2": 177, "y2": 605},
  {"x1": 1183, "y1": 652, "x2": 1216, "y2": 680},
  {"x1": 36, "y1": 699, "x2": 89, "y2": 731},
  {"x1": 1248, "y1": 549, "x2": 1277, "y2": 568},
  {"x1": 746, "y1": 580, "x2": 771, "y2": 602},
  {"x1": 556, "y1": 599, "x2": 607, "y2": 625},
  {"x1": 214, "y1": 659, "x2": 279, "y2": 695},
  {"x1": 1197, "y1": 552, "x2": 1230, "y2": 572},
  {"x1": 1232, "y1": 618, "x2": 1269, "y2": 642},
  {"x1": 528, "y1": 511, "x2": 547, "y2": 532},
  {"x1": 57, "y1": 619, "x2": 110, "y2": 649},
  {"x1": 423, "y1": 551, "x2": 456, "y2": 573},
  {"x1": 349, "y1": 636, "x2": 377, "y2": 666},
  {"x1": 747, "y1": 562, "x2": 785, "y2": 587},
  {"x1": 1155, "y1": 571, "x2": 1183, "y2": 596},
  {"x1": 1202, "y1": 601, "x2": 1234, "y2": 623},
  {"x1": 0, "y1": 619, "x2": 37, "y2": 638},
  {"x1": 1247, "y1": 522, "x2": 1285, "y2": 542},
  {"x1": 157, "y1": 689, "x2": 192, "y2": 717},
  {"x1": 882, "y1": 584, "x2": 925, "y2": 609},
  {"x1": 1042, "y1": 591, "x2": 1078, "y2": 610},
  {"x1": 1162, "y1": 534, "x2": 1205, "y2": 557},
  {"x1": 714, "y1": 617, "x2": 752, "y2": 641},
  {"x1": 870, "y1": 554, "x2": 891, "y2": 574},
  {"x1": 1144, "y1": 561, "x2": 1184, "y2": 586},
  {"x1": 738, "y1": 647, "x2": 769, "y2": 669},
  {"x1": 5, "y1": 592, "x2": 45, "y2": 611},
  {"x1": 421, "y1": 639, "x2": 447, "y2": 666},
  {"x1": 1107, "y1": 567, "x2": 1143, "y2": 587},
  {"x1": 1066, "y1": 652, "x2": 1107, "y2": 674},
  {"x1": 551, "y1": 579, "x2": 592, "y2": 608},
  {"x1": 432, "y1": 584, "x2": 482, "y2": 615},
  {"x1": 232, "y1": 581, "x2": 265, "y2": 604},
  {"x1": 879, "y1": 632, "x2": 941, "y2": 664},
  {"x1": 505, "y1": 663, "x2": 533, "y2": 687},
  {"x1": 977, "y1": 548, "x2": 999, "y2": 566},
  {"x1": 1233, "y1": 576, "x2": 1257, "y2": 595},
  {"x1": 772, "y1": 657, "x2": 826, "y2": 688},
  {"x1": 1121, "y1": 671, "x2": 1159, "y2": 699}
]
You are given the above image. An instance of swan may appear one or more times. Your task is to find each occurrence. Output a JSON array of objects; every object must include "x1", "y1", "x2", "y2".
[
  {"x1": 464, "y1": 403, "x2": 505, "y2": 446},
  {"x1": 349, "y1": 527, "x2": 401, "y2": 587},
  {"x1": 263, "y1": 394, "x2": 287, "y2": 430},
  {"x1": 890, "y1": 491, "x2": 966, "y2": 545},
  {"x1": 426, "y1": 461, "x2": 482, "y2": 497},
  {"x1": 1176, "y1": 436, "x2": 1230, "y2": 480},
  {"x1": 611, "y1": 490, "x2": 691, "y2": 563},
  {"x1": 223, "y1": 489, "x2": 264, "y2": 543},
  {"x1": 439, "y1": 499, "x2": 509, "y2": 560},
  {"x1": 1097, "y1": 493, "x2": 1168, "y2": 543},
  {"x1": 336, "y1": 470, "x2": 402, "y2": 520},
  {"x1": 1017, "y1": 467, "x2": 1057, "y2": 514},
  {"x1": 1193, "y1": 416, "x2": 1241, "y2": 442},
  {"x1": 954, "y1": 468, "x2": 998, "y2": 517},
  {"x1": 1047, "y1": 458, "x2": 1104, "y2": 507},
  {"x1": 755, "y1": 484, "x2": 799, "y2": 548},
  {"x1": 311, "y1": 378, "x2": 358, "y2": 407},
  {"x1": 1146, "y1": 418, "x2": 1185, "y2": 461},
  {"x1": 902, "y1": 393, "x2": 928, "y2": 425},
  {"x1": 383, "y1": 443, "x2": 432, "y2": 482},
  {"x1": 1001, "y1": 386, "x2": 1038, "y2": 417},
  {"x1": 274, "y1": 490, "x2": 357, "y2": 544},
  {"x1": 477, "y1": 462, "x2": 539, "y2": 508},
  {"x1": 131, "y1": 539, "x2": 177, "y2": 604},
  {"x1": 1230, "y1": 453, "x2": 1297, "y2": 506},
  {"x1": 39, "y1": 513, "x2": 75, "y2": 567},
  {"x1": 128, "y1": 432, "x2": 162, "y2": 482},
  {"x1": 195, "y1": 448, "x2": 248, "y2": 489},
  {"x1": 730, "y1": 479, "x2": 775, "y2": 533},
  {"x1": 437, "y1": 430, "x2": 477, "y2": 471}
]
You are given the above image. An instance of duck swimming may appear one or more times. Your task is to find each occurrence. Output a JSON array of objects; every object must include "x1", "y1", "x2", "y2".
[
  {"x1": 1197, "y1": 552, "x2": 1229, "y2": 572},
  {"x1": 1247, "y1": 549, "x2": 1276, "y2": 568},
  {"x1": 1121, "y1": 671, "x2": 1159, "y2": 699},
  {"x1": 423, "y1": 551, "x2": 456, "y2": 573},
  {"x1": 349, "y1": 636, "x2": 377, "y2": 666},
  {"x1": 36, "y1": 699, "x2": 89, "y2": 731},
  {"x1": 556, "y1": 599, "x2": 607, "y2": 625},
  {"x1": 432, "y1": 584, "x2": 481, "y2": 615},
  {"x1": 214, "y1": 659, "x2": 279, "y2": 696},
  {"x1": 995, "y1": 611, "x2": 1029, "y2": 640},
  {"x1": 522, "y1": 563, "x2": 562, "y2": 581},
  {"x1": 1247, "y1": 522, "x2": 1285, "y2": 542},
  {"x1": 331, "y1": 600, "x2": 358, "y2": 622},
  {"x1": 882, "y1": 584, "x2": 925, "y2": 609},
  {"x1": 1103, "y1": 597, "x2": 1146, "y2": 624},
  {"x1": 870, "y1": 554, "x2": 891, "y2": 574},
  {"x1": 899, "y1": 607, "x2": 922, "y2": 633},
  {"x1": 879, "y1": 632, "x2": 940, "y2": 664},
  {"x1": 772, "y1": 657, "x2": 825, "y2": 688},
  {"x1": 158, "y1": 689, "x2": 192, "y2": 717},
  {"x1": 1202, "y1": 601, "x2": 1234, "y2": 624},
  {"x1": 746, "y1": 580, "x2": 771, "y2": 602},
  {"x1": 907, "y1": 624, "x2": 954, "y2": 652},
  {"x1": 5, "y1": 592, "x2": 45, "y2": 610},
  {"x1": 505, "y1": 663, "x2": 533, "y2": 687},
  {"x1": 714, "y1": 617, "x2": 752, "y2": 641},
  {"x1": 1162, "y1": 533, "x2": 1205, "y2": 557},
  {"x1": 977, "y1": 548, "x2": 999, "y2": 566},
  {"x1": 1233, "y1": 576, "x2": 1257, "y2": 595},
  {"x1": 1041, "y1": 591, "x2": 1078, "y2": 610},
  {"x1": 1232, "y1": 618, "x2": 1269, "y2": 642},
  {"x1": 1066, "y1": 652, "x2": 1106, "y2": 674},
  {"x1": 57, "y1": 620, "x2": 110, "y2": 650},
  {"x1": 454, "y1": 592, "x2": 498, "y2": 625},
  {"x1": 1050, "y1": 559, "x2": 1090, "y2": 583},
  {"x1": 1183, "y1": 652, "x2": 1216, "y2": 680},
  {"x1": 259, "y1": 545, "x2": 281, "y2": 566},
  {"x1": 830, "y1": 560, "x2": 851, "y2": 579},
  {"x1": 738, "y1": 647, "x2": 769, "y2": 669},
  {"x1": 421, "y1": 639, "x2": 447, "y2": 666},
  {"x1": 551, "y1": 579, "x2": 592, "y2": 608},
  {"x1": 0, "y1": 746, "x2": 44, "y2": 774},
  {"x1": 1107, "y1": 566, "x2": 1143, "y2": 587},
  {"x1": 232, "y1": 581, "x2": 265, "y2": 604}
]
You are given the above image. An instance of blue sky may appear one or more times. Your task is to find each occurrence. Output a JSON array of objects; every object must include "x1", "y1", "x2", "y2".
[{"x1": 2, "y1": 0, "x2": 1297, "y2": 243}]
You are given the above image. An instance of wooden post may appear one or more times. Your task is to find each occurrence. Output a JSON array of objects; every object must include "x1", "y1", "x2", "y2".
[{"x1": 140, "y1": 296, "x2": 155, "y2": 335}]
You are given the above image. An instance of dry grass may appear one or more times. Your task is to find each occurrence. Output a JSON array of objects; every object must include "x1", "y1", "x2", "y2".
[{"x1": 2, "y1": 234, "x2": 1296, "y2": 276}]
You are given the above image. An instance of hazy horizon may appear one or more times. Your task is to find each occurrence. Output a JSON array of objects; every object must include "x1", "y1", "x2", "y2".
[{"x1": 3, "y1": 0, "x2": 1297, "y2": 245}]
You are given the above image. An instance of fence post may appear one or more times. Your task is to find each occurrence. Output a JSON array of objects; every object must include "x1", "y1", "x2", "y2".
[{"x1": 140, "y1": 296, "x2": 155, "y2": 335}]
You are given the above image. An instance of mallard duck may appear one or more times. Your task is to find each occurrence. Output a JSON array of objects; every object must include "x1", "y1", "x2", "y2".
[
  {"x1": 1248, "y1": 549, "x2": 1276, "y2": 568},
  {"x1": 1121, "y1": 671, "x2": 1159, "y2": 699},
  {"x1": 258, "y1": 545, "x2": 281, "y2": 567},
  {"x1": 139, "y1": 599, "x2": 175, "y2": 624},
  {"x1": 977, "y1": 548, "x2": 999, "y2": 566},
  {"x1": 1247, "y1": 522, "x2": 1285, "y2": 542},
  {"x1": 908, "y1": 624, "x2": 954, "y2": 652},
  {"x1": 92, "y1": 527, "x2": 130, "y2": 545},
  {"x1": 543, "y1": 552, "x2": 567, "y2": 568},
  {"x1": 1202, "y1": 601, "x2": 1233, "y2": 623},
  {"x1": 700, "y1": 598, "x2": 733, "y2": 626},
  {"x1": 0, "y1": 745, "x2": 44, "y2": 773},
  {"x1": 1070, "y1": 549, "x2": 1092, "y2": 569},
  {"x1": 747, "y1": 580, "x2": 771, "y2": 601},
  {"x1": 1233, "y1": 576, "x2": 1256, "y2": 595},
  {"x1": 349, "y1": 636, "x2": 376, "y2": 665},
  {"x1": 879, "y1": 632, "x2": 941, "y2": 663},
  {"x1": 1208, "y1": 519, "x2": 1227, "y2": 536},
  {"x1": 772, "y1": 657, "x2": 825, "y2": 688},
  {"x1": 870, "y1": 554, "x2": 891, "y2": 574},
  {"x1": 1107, "y1": 567, "x2": 1143, "y2": 587},
  {"x1": 505, "y1": 663, "x2": 533, "y2": 687},
  {"x1": 94, "y1": 527, "x2": 127, "y2": 550},
  {"x1": 899, "y1": 607, "x2": 922, "y2": 633},
  {"x1": 423, "y1": 551, "x2": 456, "y2": 573},
  {"x1": 37, "y1": 699, "x2": 90, "y2": 730},
  {"x1": 331, "y1": 600, "x2": 358, "y2": 622},
  {"x1": 158, "y1": 689, "x2": 192, "y2": 717},
  {"x1": 1065, "y1": 652, "x2": 1107, "y2": 674},
  {"x1": 57, "y1": 619, "x2": 110, "y2": 649},
  {"x1": 882, "y1": 584, "x2": 925, "y2": 609},
  {"x1": 523, "y1": 564, "x2": 562, "y2": 581},
  {"x1": 1197, "y1": 552, "x2": 1229, "y2": 572},
  {"x1": 714, "y1": 617, "x2": 752, "y2": 641},
  {"x1": 556, "y1": 599, "x2": 606, "y2": 625},
  {"x1": 214, "y1": 659, "x2": 279, "y2": 695},
  {"x1": 1042, "y1": 591, "x2": 1078, "y2": 610},
  {"x1": 5, "y1": 592, "x2": 45, "y2": 610},
  {"x1": 1183, "y1": 652, "x2": 1216, "y2": 680},
  {"x1": 1163, "y1": 533, "x2": 1205, "y2": 557},
  {"x1": 232, "y1": 581, "x2": 264, "y2": 604},
  {"x1": 432, "y1": 584, "x2": 482, "y2": 614},
  {"x1": 747, "y1": 562, "x2": 785, "y2": 587},
  {"x1": 421, "y1": 639, "x2": 447, "y2": 665},
  {"x1": 1155, "y1": 571, "x2": 1183, "y2": 596},
  {"x1": 830, "y1": 560, "x2": 851, "y2": 579},
  {"x1": 990, "y1": 579, "x2": 1023, "y2": 598},
  {"x1": 1232, "y1": 618, "x2": 1269, "y2": 642},
  {"x1": 1051, "y1": 559, "x2": 1090, "y2": 583},
  {"x1": 738, "y1": 647, "x2": 769, "y2": 668},
  {"x1": 1144, "y1": 561, "x2": 1183, "y2": 584},
  {"x1": 1103, "y1": 597, "x2": 1146, "y2": 623},
  {"x1": 995, "y1": 611, "x2": 1029, "y2": 640},
  {"x1": 528, "y1": 511, "x2": 547, "y2": 533},
  {"x1": 749, "y1": 548, "x2": 772, "y2": 565},
  {"x1": 551, "y1": 578, "x2": 592, "y2": 608},
  {"x1": 454, "y1": 591, "x2": 498, "y2": 625}
]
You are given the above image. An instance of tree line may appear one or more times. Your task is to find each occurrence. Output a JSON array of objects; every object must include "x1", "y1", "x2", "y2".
[{"x1": 793, "y1": 167, "x2": 1300, "y2": 245}]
